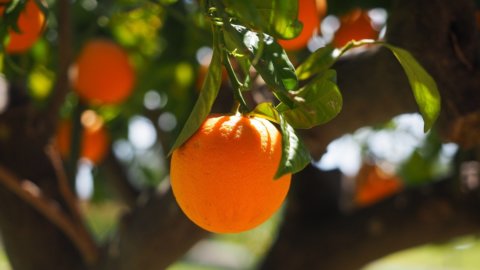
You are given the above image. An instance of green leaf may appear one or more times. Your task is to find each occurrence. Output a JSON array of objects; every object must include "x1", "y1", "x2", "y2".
[
  {"x1": 224, "y1": 24, "x2": 298, "y2": 108},
  {"x1": 296, "y1": 39, "x2": 378, "y2": 80},
  {"x1": 296, "y1": 45, "x2": 336, "y2": 80},
  {"x1": 255, "y1": 0, "x2": 302, "y2": 39},
  {"x1": 168, "y1": 28, "x2": 223, "y2": 155},
  {"x1": 296, "y1": 40, "x2": 441, "y2": 132},
  {"x1": 277, "y1": 69, "x2": 343, "y2": 129},
  {"x1": 383, "y1": 44, "x2": 441, "y2": 132},
  {"x1": 251, "y1": 102, "x2": 280, "y2": 123},
  {"x1": 275, "y1": 114, "x2": 311, "y2": 179},
  {"x1": 221, "y1": 0, "x2": 301, "y2": 39},
  {"x1": 221, "y1": 0, "x2": 261, "y2": 29}
]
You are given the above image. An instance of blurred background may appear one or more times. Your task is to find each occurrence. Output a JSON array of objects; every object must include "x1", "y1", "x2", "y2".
[{"x1": 0, "y1": 0, "x2": 479, "y2": 269}]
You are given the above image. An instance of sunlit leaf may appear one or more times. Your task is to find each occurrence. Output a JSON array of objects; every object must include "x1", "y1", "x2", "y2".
[
  {"x1": 383, "y1": 44, "x2": 441, "y2": 132},
  {"x1": 275, "y1": 114, "x2": 311, "y2": 179},
  {"x1": 251, "y1": 102, "x2": 280, "y2": 123},
  {"x1": 168, "y1": 28, "x2": 223, "y2": 154},
  {"x1": 277, "y1": 69, "x2": 342, "y2": 129},
  {"x1": 296, "y1": 45, "x2": 336, "y2": 80},
  {"x1": 224, "y1": 24, "x2": 298, "y2": 108},
  {"x1": 296, "y1": 40, "x2": 441, "y2": 132},
  {"x1": 222, "y1": 0, "x2": 301, "y2": 39}
]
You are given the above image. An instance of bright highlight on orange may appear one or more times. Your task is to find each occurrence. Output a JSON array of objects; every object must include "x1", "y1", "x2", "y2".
[
  {"x1": 278, "y1": 0, "x2": 326, "y2": 51},
  {"x1": 71, "y1": 39, "x2": 135, "y2": 105},
  {"x1": 0, "y1": 0, "x2": 47, "y2": 54},
  {"x1": 170, "y1": 115, "x2": 291, "y2": 233},
  {"x1": 55, "y1": 110, "x2": 110, "y2": 165},
  {"x1": 332, "y1": 9, "x2": 378, "y2": 48}
]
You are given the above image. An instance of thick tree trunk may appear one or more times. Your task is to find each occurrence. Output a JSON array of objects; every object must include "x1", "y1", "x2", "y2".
[{"x1": 0, "y1": 107, "x2": 86, "y2": 270}]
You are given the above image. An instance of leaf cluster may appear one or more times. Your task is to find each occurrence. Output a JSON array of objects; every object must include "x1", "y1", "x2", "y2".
[{"x1": 170, "y1": 0, "x2": 441, "y2": 178}]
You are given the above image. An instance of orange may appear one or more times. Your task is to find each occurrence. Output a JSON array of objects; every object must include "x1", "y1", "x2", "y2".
[
  {"x1": 332, "y1": 9, "x2": 378, "y2": 48},
  {"x1": 278, "y1": 0, "x2": 326, "y2": 51},
  {"x1": 170, "y1": 114, "x2": 291, "y2": 233},
  {"x1": 71, "y1": 39, "x2": 135, "y2": 105},
  {"x1": 355, "y1": 163, "x2": 403, "y2": 207},
  {"x1": 55, "y1": 111, "x2": 109, "y2": 164},
  {"x1": 0, "y1": 0, "x2": 47, "y2": 54}
]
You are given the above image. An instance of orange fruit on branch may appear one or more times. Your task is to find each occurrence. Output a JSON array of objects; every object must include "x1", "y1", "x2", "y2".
[
  {"x1": 278, "y1": 0, "x2": 326, "y2": 51},
  {"x1": 55, "y1": 110, "x2": 109, "y2": 165},
  {"x1": 0, "y1": 0, "x2": 47, "y2": 54},
  {"x1": 71, "y1": 39, "x2": 135, "y2": 105},
  {"x1": 170, "y1": 114, "x2": 291, "y2": 233},
  {"x1": 332, "y1": 9, "x2": 378, "y2": 48}
]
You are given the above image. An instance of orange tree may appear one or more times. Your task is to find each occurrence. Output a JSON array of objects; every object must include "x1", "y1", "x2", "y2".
[{"x1": 0, "y1": 0, "x2": 479, "y2": 269}]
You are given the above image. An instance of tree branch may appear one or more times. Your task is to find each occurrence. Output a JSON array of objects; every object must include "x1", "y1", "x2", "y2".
[
  {"x1": 0, "y1": 165, "x2": 98, "y2": 265},
  {"x1": 96, "y1": 188, "x2": 208, "y2": 270},
  {"x1": 42, "y1": 0, "x2": 72, "y2": 133},
  {"x1": 261, "y1": 165, "x2": 480, "y2": 270},
  {"x1": 45, "y1": 144, "x2": 84, "y2": 224}
]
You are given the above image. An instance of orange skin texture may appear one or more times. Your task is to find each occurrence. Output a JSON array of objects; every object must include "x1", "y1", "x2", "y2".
[
  {"x1": 72, "y1": 39, "x2": 135, "y2": 105},
  {"x1": 55, "y1": 120, "x2": 109, "y2": 165},
  {"x1": 0, "y1": 0, "x2": 47, "y2": 54},
  {"x1": 278, "y1": 0, "x2": 326, "y2": 51},
  {"x1": 170, "y1": 115, "x2": 291, "y2": 233},
  {"x1": 333, "y1": 9, "x2": 378, "y2": 48},
  {"x1": 355, "y1": 164, "x2": 403, "y2": 207}
]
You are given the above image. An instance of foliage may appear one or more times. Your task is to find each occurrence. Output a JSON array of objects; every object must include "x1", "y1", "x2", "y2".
[
  {"x1": 170, "y1": 2, "x2": 440, "y2": 177},
  {"x1": 0, "y1": 0, "x2": 449, "y2": 267}
]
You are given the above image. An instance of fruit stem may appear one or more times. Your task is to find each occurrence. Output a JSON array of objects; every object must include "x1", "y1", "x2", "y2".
[{"x1": 223, "y1": 52, "x2": 249, "y2": 114}]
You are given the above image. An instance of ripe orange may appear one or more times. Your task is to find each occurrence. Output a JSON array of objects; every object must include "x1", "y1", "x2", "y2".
[
  {"x1": 170, "y1": 114, "x2": 291, "y2": 233},
  {"x1": 278, "y1": 0, "x2": 326, "y2": 51},
  {"x1": 71, "y1": 39, "x2": 135, "y2": 105},
  {"x1": 0, "y1": 0, "x2": 47, "y2": 54},
  {"x1": 355, "y1": 164, "x2": 403, "y2": 207},
  {"x1": 332, "y1": 9, "x2": 378, "y2": 48},
  {"x1": 55, "y1": 111, "x2": 109, "y2": 165}
]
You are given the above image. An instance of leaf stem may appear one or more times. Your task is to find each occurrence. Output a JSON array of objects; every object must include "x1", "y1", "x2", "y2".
[{"x1": 218, "y1": 30, "x2": 250, "y2": 114}]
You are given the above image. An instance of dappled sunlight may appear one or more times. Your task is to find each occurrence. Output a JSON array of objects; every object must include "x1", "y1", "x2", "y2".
[
  {"x1": 317, "y1": 113, "x2": 450, "y2": 177},
  {"x1": 169, "y1": 208, "x2": 284, "y2": 270},
  {"x1": 0, "y1": 76, "x2": 7, "y2": 114},
  {"x1": 363, "y1": 235, "x2": 480, "y2": 270},
  {"x1": 128, "y1": 116, "x2": 157, "y2": 150}
]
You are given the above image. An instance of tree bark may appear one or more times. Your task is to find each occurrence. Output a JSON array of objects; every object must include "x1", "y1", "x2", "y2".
[
  {"x1": 263, "y1": 0, "x2": 480, "y2": 268},
  {"x1": 261, "y1": 165, "x2": 480, "y2": 270},
  {"x1": 0, "y1": 107, "x2": 86, "y2": 270},
  {"x1": 96, "y1": 189, "x2": 209, "y2": 270}
]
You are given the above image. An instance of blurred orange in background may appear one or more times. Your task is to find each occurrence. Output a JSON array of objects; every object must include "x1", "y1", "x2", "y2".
[
  {"x1": 55, "y1": 110, "x2": 110, "y2": 165},
  {"x1": 0, "y1": 0, "x2": 47, "y2": 54},
  {"x1": 278, "y1": 0, "x2": 327, "y2": 51},
  {"x1": 355, "y1": 163, "x2": 403, "y2": 207},
  {"x1": 332, "y1": 9, "x2": 378, "y2": 48}
]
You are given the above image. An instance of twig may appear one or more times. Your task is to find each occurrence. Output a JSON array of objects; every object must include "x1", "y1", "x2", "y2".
[
  {"x1": 45, "y1": 144, "x2": 83, "y2": 223},
  {"x1": 44, "y1": 0, "x2": 72, "y2": 129},
  {"x1": 0, "y1": 165, "x2": 99, "y2": 264}
]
